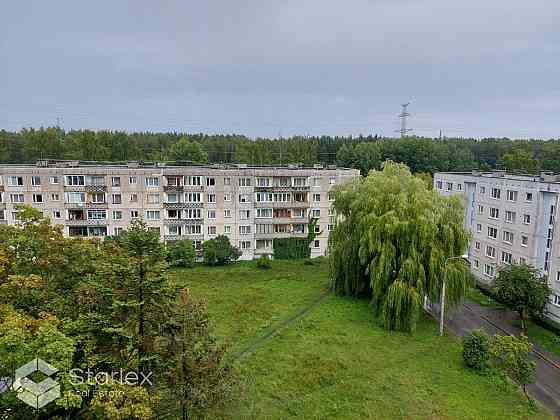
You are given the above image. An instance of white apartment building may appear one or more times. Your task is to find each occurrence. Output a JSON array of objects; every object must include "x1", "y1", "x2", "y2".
[
  {"x1": 0, "y1": 160, "x2": 359, "y2": 260},
  {"x1": 434, "y1": 170, "x2": 560, "y2": 322}
]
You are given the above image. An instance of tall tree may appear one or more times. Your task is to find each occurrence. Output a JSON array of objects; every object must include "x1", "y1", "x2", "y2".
[
  {"x1": 494, "y1": 264, "x2": 550, "y2": 331},
  {"x1": 168, "y1": 137, "x2": 208, "y2": 162},
  {"x1": 330, "y1": 161, "x2": 471, "y2": 332}
]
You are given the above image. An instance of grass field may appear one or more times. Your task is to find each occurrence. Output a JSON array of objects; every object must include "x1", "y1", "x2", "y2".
[{"x1": 171, "y1": 259, "x2": 551, "y2": 419}]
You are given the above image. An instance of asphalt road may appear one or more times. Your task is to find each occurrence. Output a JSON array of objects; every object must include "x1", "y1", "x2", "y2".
[{"x1": 444, "y1": 301, "x2": 560, "y2": 417}]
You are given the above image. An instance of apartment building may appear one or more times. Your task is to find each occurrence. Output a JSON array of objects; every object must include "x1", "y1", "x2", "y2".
[
  {"x1": 434, "y1": 170, "x2": 560, "y2": 322},
  {"x1": 0, "y1": 161, "x2": 359, "y2": 260}
]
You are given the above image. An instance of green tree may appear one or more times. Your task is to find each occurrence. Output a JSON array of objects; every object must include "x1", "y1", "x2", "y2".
[
  {"x1": 159, "y1": 289, "x2": 237, "y2": 420},
  {"x1": 494, "y1": 264, "x2": 550, "y2": 331},
  {"x1": 202, "y1": 235, "x2": 241, "y2": 266},
  {"x1": 168, "y1": 137, "x2": 208, "y2": 162},
  {"x1": 329, "y1": 161, "x2": 471, "y2": 332},
  {"x1": 462, "y1": 329, "x2": 491, "y2": 371},
  {"x1": 498, "y1": 148, "x2": 539, "y2": 173},
  {"x1": 166, "y1": 240, "x2": 197, "y2": 268},
  {"x1": 490, "y1": 334, "x2": 536, "y2": 400}
]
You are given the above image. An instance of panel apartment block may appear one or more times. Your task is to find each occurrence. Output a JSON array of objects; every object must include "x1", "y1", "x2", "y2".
[
  {"x1": 434, "y1": 170, "x2": 560, "y2": 322},
  {"x1": 0, "y1": 161, "x2": 359, "y2": 260}
]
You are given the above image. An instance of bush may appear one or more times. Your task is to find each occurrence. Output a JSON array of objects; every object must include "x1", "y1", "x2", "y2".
[
  {"x1": 202, "y1": 235, "x2": 241, "y2": 266},
  {"x1": 256, "y1": 255, "x2": 272, "y2": 269},
  {"x1": 462, "y1": 329, "x2": 491, "y2": 371},
  {"x1": 166, "y1": 240, "x2": 196, "y2": 268}
]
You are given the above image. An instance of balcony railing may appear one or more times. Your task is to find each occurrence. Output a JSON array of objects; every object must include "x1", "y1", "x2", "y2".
[
  {"x1": 164, "y1": 185, "x2": 184, "y2": 192},
  {"x1": 85, "y1": 185, "x2": 107, "y2": 192},
  {"x1": 65, "y1": 219, "x2": 108, "y2": 226},
  {"x1": 163, "y1": 202, "x2": 203, "y2": 209}
]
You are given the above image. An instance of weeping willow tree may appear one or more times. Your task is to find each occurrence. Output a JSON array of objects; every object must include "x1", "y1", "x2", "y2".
[{"x1": 329, "y1": 161, "x2": 471, "y2": 332}]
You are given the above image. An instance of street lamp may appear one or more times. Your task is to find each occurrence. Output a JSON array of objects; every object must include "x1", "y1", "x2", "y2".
[{"x1": 440, "y1": 254, "x2": 470, "y2": 336}]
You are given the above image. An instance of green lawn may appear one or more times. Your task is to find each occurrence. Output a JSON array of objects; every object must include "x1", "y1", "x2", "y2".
[{"x1": 172, "y1": 260, "x2": 551, "y2": 419}]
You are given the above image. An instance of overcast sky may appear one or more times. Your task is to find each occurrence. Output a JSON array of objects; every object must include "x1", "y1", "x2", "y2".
[{"x1": 1, "y1": 1, "x2": 559, "y2": 139}]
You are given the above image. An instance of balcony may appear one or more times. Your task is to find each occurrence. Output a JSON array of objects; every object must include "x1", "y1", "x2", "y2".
[
  {"x1": 163, "y1": 202, "x2": 204, "y2": 210},
  {"x1": 86, "y1": 202, "x2": 109, "y2": 209},
  {"x1": 0, "y1": 203, "x2": 6, "y2": 210},
  {"x1": 163, "y1": 218, "x2": 203, "y2": 225},
  {"x1": 183, "y1": 185, "x2": 204, "y2": 191},
  {"x1": 65, "y1": 218, "x2": 108, "y2": 226},
  {"x1": 85, "y1": 185, "x2": 107, "y2": 193},
  {"x1": 64, "y1": 202, "x2": 86, "y2": 209},
  {"x1": 164, "y1": 185, "x2": 184, "y2": 193}
]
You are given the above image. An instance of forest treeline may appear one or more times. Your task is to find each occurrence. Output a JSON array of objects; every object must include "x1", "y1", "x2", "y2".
[{"x1": 1, "y1": 127, "x2": 560, "y2": 174}]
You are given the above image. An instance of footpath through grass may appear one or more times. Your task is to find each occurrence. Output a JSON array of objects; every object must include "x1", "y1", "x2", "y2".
[{"x1": 172, "y1": 259, "x2": 551, "y2": 419}]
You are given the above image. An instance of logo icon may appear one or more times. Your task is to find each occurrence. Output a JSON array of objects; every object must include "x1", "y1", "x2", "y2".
[{"x1": 12, "y1": 358, "x2": 60, "y2": 409}]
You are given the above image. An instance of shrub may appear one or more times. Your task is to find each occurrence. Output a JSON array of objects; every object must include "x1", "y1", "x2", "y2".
[
  {"x1": 462, "y1": 329, "x2": 491, "y2": 371},
  {"x1": 256, "y1": 255, "x2": 272, "y2": 269},
  {"x1": 202, "y1": 235, "x2": 241, "y2": 266},
  {"x1": 166, "y1": 240, "x2": 196, "y2": 268}
]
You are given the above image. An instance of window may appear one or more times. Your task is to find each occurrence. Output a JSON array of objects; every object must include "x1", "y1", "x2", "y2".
[
  {"x1": 501, "y1": 251, "x2": 512, "y2": 264},
  {"x1": 88, "y1": 210, "x2": 107, "y2": 220},
  {"x1": 519, "y1": 257, "x2": 527, "y2": 264},
  {"x1": 293, "y1": 208, "x2": 306, "y2": 218},
  {"x1": 49, "y1": 176, "x2": 59, "y2": 185},
  {"x1": 257, "y1": 178, "x2": 270, "y2": 187},
  {"x1": 256, "y1": 224, "x2": 273, "y2": 234},
  {"x1": 256, "y1": 192, "x2": 273, "y2": 202},
  {"x1": 436, "y1": 180, "x2": 443, "y2": 189},
  {"x1": 487, "y1": 227, "x2": 497, "y2": 239},
  {"x1": 112, "y1": 211, "x2": 123, "y2": 220},
  {"x1": 207, "y1": 210, "x2": 216, "y2": 219},
  {"x1": 186, "y1": 192, "x2": 201, "y2": 203},
  {"x1": 52, "y1": 210, "x2": 62, "y2": 219},
  {"x1": 256, "y1": 208, "x2": 272, "y2": 218},
  {"x1": 224, "y1": 209, "x2": 231, "y2": 218},
  {"x1": 273, "y1": 193, "x2": 290, "y2": 202},
  {"x1": 224, "y1": 177, "x2": 231, "y2": 186},
  {"x1": 184, "y1": 209, "x2": 202, "y2": 219},
  {"x1": 129, "y1": 176, "x2": 137, "y2": 185},
  {"x1": 473, "y1": 259, "x2": 480, "y2": 269},
  {"x1": 239, "y1": 194, "x2": 249, "y2": 203},
  {"x1": 312, "y1": 209, "x2": 320, "y2": 218},
  {"x1": 8, "y1": 176, "x2": 24, "y2": 186},
  {"x1": 485, "y1": 245, "x2": 496, "y2": 258},
  {"x1": 239, "y1": 177, "x2": 251, "y2": 187},
  {"x1": 313, "y1": 193, "x2": 321, "y2": 202},
  {"x1": 130, "y1": 210, "x2": 139, "y2": 219},
  {"x1": 553, "y1": 295, "x2": 560, "y2": 307},
  {"x1": 240, "y1": 209, "x2": 251, "y2": 219},
  {"x1": 521, "y1": 235, "x2": 528, "y2": 247},
  {"x1": 526, "y1": 192, "x2": 533, "y2": 202},
  {"x1": 66, "y1": 175, "x2": 84, "y2": 186},
  {"x1": 185, "y1": 176, "x2": 201, "y2": 186},
  {"x1": 476, "y1": 223, "x2": 482, "y2": 233},
  {"x1": 147, "y1": 193, "x2": 160, "y2": 204},
  {"x1": 207, "y1": 194, "x2": 216, "y2": 203},
  {"x1": 479, "y1": 186, "x2": 485, "y2": 194},
  {"x1": 506, "y1": 190, "x2": 518, "y2": 201},
  {"x1": 89, "y1": 176, "x2": 104, "y2": 186},
  {"x1": 328, "y1": 192, "x2": 335, "y2": 201},
  {"x1": 50, "y1": 193, "x2": 60, "y2": 201},
  {"x1": 91, "y1": 192, "x2": 105, "y2": 203},
  {"x1": 208, "y1": 226, "x2": 217, "y2": 235},
  {"x1": 505, "y1": 210, "x2": 516, "y2": 223},
  {"x1": 314, "y1": 240, "x2": 320, "y2": 248},
  {"x1": 293, "y1": 177, "x2": 306, "y2": 187},
  {"x1": 224, "y1": 225, "x2": 231, "y2": 234},
  {"x1": 206, "y1": 177, "x2": 215, "y2": 186},
  {"x1": 484, "y1": 264, "x2": 495, "y2": 277},
  {"x1": 256, "y1": 239, "x2": 273, "y2": 249},
  {"x1": 477, "y1": 205, "x2": 484, "y2": 214},
  {"x1": 313, "y1": 177, "x2": 322, "y2": 187},
  {"x1": 523, "y1": 214, "x2": 531, "y2": 224},
  {"x1": 457, "y1": 184, "x2": 462, "y2": 191},
  {"x1": 489, "y1": 208, "x2": 499, "y2": 219},
  {"x1": 146, "y1": 210, "x2": 160, "y2": 220},
  {"x1": 145, "y1": 177, "x2": 160, "y2": 187},
  {"x1": 557, "y1": 271, "x2": 560, "y2": 283},
  {"x1": 329, "y1": 177, "x2": 336, "y2": 185},
  {"x1": 239, "y1": 225, "x2": 251, "y2": 235},
  {"x1": 112, "y1": 194, "x2": 122, "y2": 204},
  {"x1": 491, "y1": 188, "x2": 501, "y2": 199},
  {"x1": 111, "y1": 177, "x2": 121, "y2": 187},
  {"x1": 130, "y1": 193, "x2": 138, "y2": 203},
  {"x1": 32, "y1": 194, "x2": 43, "y2": 203},
  {"x1": 166, "y1": 193, "x2": 179, "y2": 203},
  {"x1": 446, "y1": 182, "x2": 453, "y2": 191},
  {"x1": 65, "y1": 192, "x2": 85, "y2": 203},
  {"x1": 31, "y1": 176, "x2": 41, "y2": 186},
  {"x1": 314, "y1": 224, "x2": 321, "y2": 233},
  {"x1": 224, "y1": 193, "x2": 232, "y2": 202},
  {"x1": 239, "y1": 241, "x2": 251, "y2": 250},
  {"x1": 503, "y1": 231, "x2": 514, "y2": 244}
]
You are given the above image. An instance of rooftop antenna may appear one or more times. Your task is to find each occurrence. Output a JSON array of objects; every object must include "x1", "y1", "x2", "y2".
[{"x1": 396, "y1": 103, "x2": 412, "y2": 138}]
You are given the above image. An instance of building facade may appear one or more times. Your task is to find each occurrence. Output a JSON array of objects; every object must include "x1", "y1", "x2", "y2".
[
  {"x1": 434, "y1": 170, "x2": 560, "y2": 322},
  {"x1": 0, "y1": 161, "x2": 359, "y2": 260}
]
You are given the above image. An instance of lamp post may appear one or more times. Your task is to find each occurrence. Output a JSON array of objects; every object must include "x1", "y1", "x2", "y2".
[{"x1": 440, "y1": 254, "x2": 470, "y2": 336}]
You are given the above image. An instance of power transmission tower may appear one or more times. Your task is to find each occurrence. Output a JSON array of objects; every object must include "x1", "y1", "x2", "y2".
[{"x1": 396, "y1": 103, "x2": 412, "y2": 138}]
